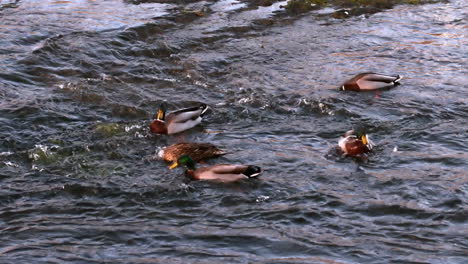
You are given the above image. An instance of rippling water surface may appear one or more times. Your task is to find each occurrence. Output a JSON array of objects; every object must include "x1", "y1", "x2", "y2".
[{"x1": 1, "y1": 0, "x2": 467, "y2": 263}]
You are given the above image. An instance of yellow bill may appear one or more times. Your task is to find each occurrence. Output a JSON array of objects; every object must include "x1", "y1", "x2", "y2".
[
  {"x1": 157, "y1": 109, "x2": 164, "y2": 120},
  {"x1": 169, "y1": 161, "x2": 179, "y2": 169},
  {"x1": 361, "y1": 134, "x2": 368, "y2": 145}
]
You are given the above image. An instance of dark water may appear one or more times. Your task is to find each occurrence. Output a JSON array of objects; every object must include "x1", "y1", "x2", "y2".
[{"x1": 1, "y1": 0, "x2": 467, "y2": 263}]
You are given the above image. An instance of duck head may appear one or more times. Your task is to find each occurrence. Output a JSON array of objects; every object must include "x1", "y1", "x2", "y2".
[
  {"x1": 354, "y1": 129, "x2": 369, "y2": 145},
  {"x1": 150, "y1": 103, "x2": 167, "y2": 134},
  {"x1": 169, "y1": 155, "x2": 196, "y2": 171},
  {"x1": 353, "y1": 127, "x2": 374, "y2": 152},
  {"x1": 339, "y1": 128, "x2": 373, "y2": 156},
  {"x1": 155, "y1": 103, "x2": 167, "y2": 120}
]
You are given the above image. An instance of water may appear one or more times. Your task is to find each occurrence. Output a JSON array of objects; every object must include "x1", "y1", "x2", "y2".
[{"x1": 1, "y1": 0, "x2": 467, "y2": 263}]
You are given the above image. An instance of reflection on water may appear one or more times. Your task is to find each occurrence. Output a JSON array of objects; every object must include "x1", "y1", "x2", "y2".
[{"x1": 0, "y1": 0, "x2": 467, "y2": 263}]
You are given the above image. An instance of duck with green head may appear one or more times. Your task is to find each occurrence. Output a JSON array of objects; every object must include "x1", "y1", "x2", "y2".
[
  {"x1": 339, "y1": 72, "x2": 402, "y2": 91},
  {"x1": 338, "y1": 129, "x2": 374, "y2": 157},
  {"x1": 150, "y1": 103, "x2": 209, "y2": 135},
  {"x1": 169, "y1": 155, "x2": 262, "y2": 183}
]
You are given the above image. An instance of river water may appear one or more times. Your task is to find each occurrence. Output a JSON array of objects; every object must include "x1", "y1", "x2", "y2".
[{"x1": 0, "y1": 0, "x2": 467, "y2": 263}]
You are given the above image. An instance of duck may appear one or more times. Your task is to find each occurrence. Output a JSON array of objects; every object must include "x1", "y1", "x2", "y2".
[
  {"x1": 158, "y1": 142, "x2": 226, "y2": 163},
  {"x1": 338, "y1": 129, "x2": 374, "y2": 157},
  {"x1": 339, "y1": 72, "x2": 402, "y2": 91},
  {"x1": 150, "y1": 103, "x2": 209, "y2": 134},
  {"x1": 169, "y1": 155, "x2": 262, "y2": 183}
]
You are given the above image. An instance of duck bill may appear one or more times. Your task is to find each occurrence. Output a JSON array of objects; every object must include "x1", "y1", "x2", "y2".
[
  {"x1": 169, "y1": 161, "x2": 179, "y2": 170},
  {"x1": 157, "y1": 109, "x2": 165, "y2": 120},
  {"x1": 361, "y1": 134, "x2": 368, "y2": 145}
]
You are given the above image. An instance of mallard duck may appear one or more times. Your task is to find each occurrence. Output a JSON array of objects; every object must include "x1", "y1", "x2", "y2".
[
  {"x1": 338, "y1": 129, "x2": 374, "y2": 156},
  {"x1": 150, "y1": 103, "x2": 209, "y2": 134},
  {"x1": 339, "y1": 73, "x2": 402, "y2": 91},
  {"x1": 169, "y1": 155, "x2": 262, "y2": 182},
  {"x1": 158, "y1": 142, "x2": 226, "y2": 162}
]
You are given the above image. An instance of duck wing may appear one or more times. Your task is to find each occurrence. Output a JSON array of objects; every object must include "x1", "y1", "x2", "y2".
[
  {"x1": 356, "y1": 73, "x2": 401, "y2": 90},
  {"x1": 166, "y1": 104, "x2": 209, "y2": 123},
  {"x1": 210, "y1": 164, "x2": 261, "y2": 178},
  {"x1": 162, "y1": 143, "x2": 225, "y2": 162},
  {"x1": 192, "y1": 165, "x2": 253, "y2": 182},
  {"x1": 361, "y1": 73, "x2": 401, "y2": 83},
  {"x1": 210, "y1": 165, "x2": 249, "y2": 174},
  {"x1": 164, "y1": 104, "x2": 209, "y2": 134}
]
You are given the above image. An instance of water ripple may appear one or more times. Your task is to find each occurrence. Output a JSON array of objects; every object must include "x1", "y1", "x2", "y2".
[{"x1": 1, "y1": 0, "x2": 467, "y2": 263}]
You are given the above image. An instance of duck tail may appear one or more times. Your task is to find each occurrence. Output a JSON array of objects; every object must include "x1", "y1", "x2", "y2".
[
  {"x1": 199, "y1": 104, "x2": 209, "y2": 117},
  {"x1": 213, "y1": 149, "x2": 228, "y2": 156},
  {"x1": 243, "y1": 165, "x2": 262, "y2": 178},
  {"x1": 157, "y1": 148, "x2": 166, "y2": 159},
  {"x1": 394, "y1": 75, "x2": 403, "y2": 85}
]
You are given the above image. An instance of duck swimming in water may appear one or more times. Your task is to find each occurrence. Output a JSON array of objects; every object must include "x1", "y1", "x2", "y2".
[
  {"x1": 338, "y1": 129, "x2": 374, "y2": 157},
  {"x1": 339, "y1": 73, "x2": 402, "y2": 91},
  {"x1": 158, "y1": 142, "x2": 226, "y2": 163},
  {"x1": 150, "y1": 103, "x2": 209, "y2": 134},
  {"x1": 169, "y1": 155, "x2": 262, "y2": 183}
]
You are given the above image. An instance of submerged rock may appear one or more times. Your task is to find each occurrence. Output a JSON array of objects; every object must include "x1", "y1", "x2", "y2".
[
  {"x1": 282, "y1": 0, "x2": 326, "y2": 13},
  {"x1": 281, "y1": 0, "x2": 446, "y2": 14},
  {"x1": 94, "y1": 123, "x2": 125, "y2": 138},
  {"x1": 28, "y1": 144, "x2": 60, "y2": 164}
]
